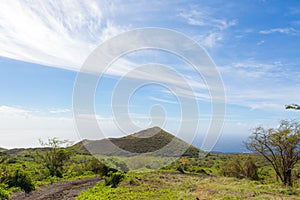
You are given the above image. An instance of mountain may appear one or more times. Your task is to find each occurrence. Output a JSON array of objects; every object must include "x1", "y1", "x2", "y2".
[{"x1": 72, "y1": 127, "x2": 201, "y2": 157}]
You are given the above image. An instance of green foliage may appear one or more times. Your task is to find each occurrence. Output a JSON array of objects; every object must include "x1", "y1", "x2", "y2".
[
  {"x1": 104, "y1": 171, "x2": 125, "y2": 188},
  {"x1": 36, "y1": 138, "x2": 72, "y2": 177},
  {"x1": 0, "y1": 166, "x2": 8, "y2": 184},
  {"x1": 77, "y1": 172, "x2": 300, "y2": 200},
  {"x1": 0, "y1": 184, "x2": 9, "y2": 200},
  {"x1": 244, "y1": 120, "x2": 300, "y2": 186},
  {"x1": 8, "y1": 170, "x2": 35, "y2": 193},
  {"x1": 80, "y1": 127, "x2": 201, "y2": 158},
  {"x1": 221, "y1": 155, "x2": 259, "y2": 180},
  {"x1": 88, "y1": 158, "x2": 113, "y2": 176},
  {"x1": 1, "y1": 134, "x2": 299, "y2": 199},
  {"x1": 176, "y1": 165, "x2": 185, "y2": 174}
]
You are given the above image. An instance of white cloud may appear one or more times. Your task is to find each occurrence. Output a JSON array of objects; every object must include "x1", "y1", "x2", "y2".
[
  {"x1": 150, "y1": 97, "x2": 179, "y2": 104},
  {"x1": 0, "y1": 105, "x2": 32, "y2": 118},
  {"x1": 219, "y1": 60, "x2": 300, "y2": 110},
  {"x1": 197, "y1": 32, "x2": 223, "y2": 48},
  {"x1": 0, "y1": 0, "x2": 127, "y2": 71},
  {"x1": 259, "y1": 28, "x2": 297, "y2": 35},
  {"x1": 179, "y1": 9, "x2": 237, "y2": 49},
  {"x1": 49, "y1": 109, "x2": 71, "y2": 114},
  {"x1": 179, "y1": 9, "x2": 237, "y2": 30},
  {"x1": 0, "y1": 105, "x2": 77, "y2": 148},
  {"x1": 0, "y1": 1, "x2": 222, "y2": 105},
  {"x1": 256, "y1": 40, "x2": 265, "y2": 46}
]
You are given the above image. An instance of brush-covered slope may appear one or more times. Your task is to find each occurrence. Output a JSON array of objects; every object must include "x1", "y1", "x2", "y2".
[{"x1": 73, "y1": 127, "x2": 201, "y2": 157}]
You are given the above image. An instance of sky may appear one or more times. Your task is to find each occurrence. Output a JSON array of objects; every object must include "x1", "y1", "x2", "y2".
[{"x1": 0, "y1": 0, "x2": 300, "y2": 152}]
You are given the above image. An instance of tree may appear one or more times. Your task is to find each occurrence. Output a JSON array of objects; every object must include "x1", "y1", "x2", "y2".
[
  {"x1": 36, "y1": 138, "x2": 72, "y2": 177},
  {"x1": 244, "y1": 120, "x2": 300, "y2": 186}
]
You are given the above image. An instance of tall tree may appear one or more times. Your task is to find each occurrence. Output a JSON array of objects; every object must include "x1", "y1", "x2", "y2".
[{"x1": 244, "y1": 120, "x2": 300, "y2": 186}]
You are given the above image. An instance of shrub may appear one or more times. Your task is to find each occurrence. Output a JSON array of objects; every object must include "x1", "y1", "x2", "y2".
[
  {"x1": 8, "y1": 170, "x2": 35, "y2": 193},
  {"x1": 0, "y1": 185, "x2": 9, "y2": 200},
  {"x1": 221, "y1": 156, "x2": 259, "y2": 180},
  {"x1": 88, "y1": 158, "x2": 111, "y2": 176},
  {"x1": 176, "y1": 165, "x2": 185, "y2": 174},
  {"x1": 104, "y1": 171, "x2": 125, "y2": 188}
]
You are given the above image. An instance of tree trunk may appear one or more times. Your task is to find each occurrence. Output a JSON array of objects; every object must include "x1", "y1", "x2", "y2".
[
  {"x1": 286, "y1": 169, "x2": 292, "y2": 186},
  {"x1": 283, "y1": 169, "x2": 292, "y2": 186}
]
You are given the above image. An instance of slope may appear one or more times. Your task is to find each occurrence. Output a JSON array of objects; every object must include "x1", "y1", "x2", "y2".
[{"x1": 72, "y1": 127, "x2": 201, "y2": 158}]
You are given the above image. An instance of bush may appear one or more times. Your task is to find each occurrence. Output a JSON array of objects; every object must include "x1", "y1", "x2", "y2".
[
  {"x1": 176, "y1": 165, "x2": 185, "y2": 174},
  {"x1": 221, "y1": 156, "x2": 259, "y2": 180},
  {"x1": 104, "y1": 171, "x2": 125, "y2": 188},
  {"x1": 8, "y1": 170, "x2": 35, "y2": 193},
  {"x1": 0, "y1": 185, "x2": 9, "y2": 200},
  {"x1": 88, "y1": 158, "x2": 111, "y2": 176}
]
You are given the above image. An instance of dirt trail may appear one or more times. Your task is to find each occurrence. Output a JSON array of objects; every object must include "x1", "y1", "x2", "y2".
[{"x1": 10, "y1": 176, "x2": 102, "y2": 200}]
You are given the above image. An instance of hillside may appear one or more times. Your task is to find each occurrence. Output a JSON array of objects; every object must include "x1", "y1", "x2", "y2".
[
  {"x1": 0, "y1": 147, "x2": 6, "y2": 151},
  {"x1": 72, "y1": 127, "x2": 201, "y2": 158}
]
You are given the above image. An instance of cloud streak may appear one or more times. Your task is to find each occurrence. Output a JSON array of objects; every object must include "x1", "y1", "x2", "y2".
[
  {"x1": 259, "y1": 27, "x2": 297, "y2": 35},
  {"x1": 0, "y1": 0, "x2": 126, "y2": 71}
]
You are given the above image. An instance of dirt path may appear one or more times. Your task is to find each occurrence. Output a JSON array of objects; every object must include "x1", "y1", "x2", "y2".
[{"x1": 10, "y1": 176, "x2": 103, "y2": 200}]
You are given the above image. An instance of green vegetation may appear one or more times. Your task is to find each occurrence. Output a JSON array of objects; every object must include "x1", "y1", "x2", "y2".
[
  {"x1": 104, "y1": 171, "x2": 125, "y2": 188},
  {"x1": 77, "y1": 172, "x2": 300, "y2": 200},
  {"x1": 7, "y1": 169, "x2": 35, "y2": 193},
  {"x1": 77, "y1": 127, "x2": 201, "y2": 158},
  {"x1": 0, "y1": 138, "x2": 120, "y2": 199},
  {"x1": 245, "y1": 120, "x2": 300, "y2": 186},
  {"x1": 221, "y1": 155, "x2": 259, "y2": 180},
  {"x1": 0, "y1": 124, "x2": 298, "y2": 199},
  {"x1": 36, "y1": 138, "x2": 72, "y2": 177}
]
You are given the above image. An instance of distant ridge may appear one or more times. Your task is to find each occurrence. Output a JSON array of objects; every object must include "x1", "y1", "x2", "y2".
[
  {"x1": 0, "y1": 147, "x2": 6, "y2": 151},
  {"x1": 72, "y1": 127, "x2": 201, "y2": 157}
]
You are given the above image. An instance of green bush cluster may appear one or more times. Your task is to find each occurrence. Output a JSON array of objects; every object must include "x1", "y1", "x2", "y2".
[
  {"x1": 104, "y1": 171, "x2": 125, "y2": 188},
  {"x1": 0, "y1": 184, "x2": 9, "y2": 200},
  {"x1": 8, "y1": 169, "x2": 35, "y2": 193},
  {"x1": 221, "y1": 156, "x2": 259, "y2": 180}
]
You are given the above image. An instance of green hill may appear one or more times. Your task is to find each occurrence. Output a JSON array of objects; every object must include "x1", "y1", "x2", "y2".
[{"x1": 72, "y1": 127, "x2": 201, "y2": 158}]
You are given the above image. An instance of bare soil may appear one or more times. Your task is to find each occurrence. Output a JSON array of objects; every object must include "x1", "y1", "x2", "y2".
[{"x1": 10, "y1": 176, "x2": 103, "y2": 200}]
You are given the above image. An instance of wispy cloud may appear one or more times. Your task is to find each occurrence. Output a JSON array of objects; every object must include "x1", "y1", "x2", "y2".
[
  {"x1": 179, "y1": 9, "x2": 237, "y2": 30},
  {"x1": 0, "y1": 105, "x2": 32, "y2": 117},
  {"x1": 219, "y1": 60, "x2": 300, "y2": 110},
  {"x1": 195, "y1": 32, "x2": 223, "y2": 48},
  {"x1": 0, "y1": 0, "x2": 127, "y2": 71},
  {"x1": 179, "y1": 8, "x2": 237, "y2": 48},
  {"x1": 259, "y1": 27, "x2": 297, "y2": 35},
  {"x1": 49, "y1": 109, "x2": 71, "y2": 114},
  {"x1": 149, "y1": 97, "x2": 179, "y2": 104},
  {"x1": 289, "y1": 7, "x2": 300, "y2": 15},
  {"x1": 256, "y1": 40, "x2": 265, "y2": 46},
  {"x1": 222, "y1": 60, "x2": 284, "y2": 78}
]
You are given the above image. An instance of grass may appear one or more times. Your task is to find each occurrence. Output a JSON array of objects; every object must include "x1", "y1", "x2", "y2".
[{"x1": 76, "y1": 172, "x2": 300, "y2": 200}]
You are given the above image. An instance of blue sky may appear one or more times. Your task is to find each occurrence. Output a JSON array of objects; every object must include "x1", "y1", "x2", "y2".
[{"x1": 0, "y1": 0, "x2": 299, "y2": 152}]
